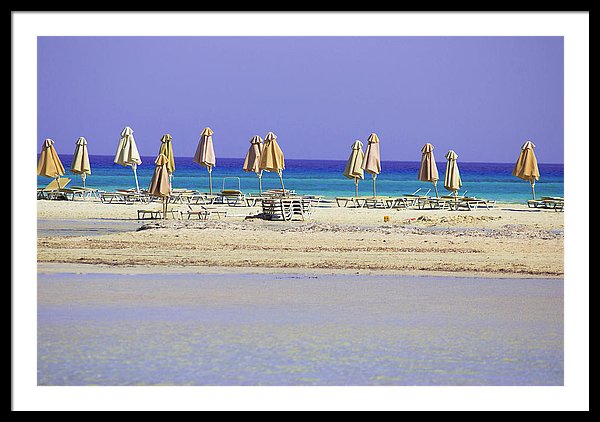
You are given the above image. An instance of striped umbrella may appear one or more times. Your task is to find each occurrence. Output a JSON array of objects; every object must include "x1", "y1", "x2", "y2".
[
  {"x1": 243, "y1": 135, "x2": 264, "y2": 193},
  {"x1": 70, "y1": 137, "x2": 91, "y2": 187},
  {"x1": 343, "y1": 140, "x2": 365, "y2": 197},
  {"x1": 512, "y1": 140, "x2": 540, "y2": 199},
  {"x1": 193, "y1": 127, "x2": 216, "y2": 194},
  {"x1": 114, "y1": 126, "x2": 142, "y2": 192}
]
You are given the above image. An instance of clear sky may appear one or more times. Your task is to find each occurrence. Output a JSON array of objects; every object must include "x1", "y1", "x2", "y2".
[{"x1": 37, "y1": 36, "x2": 564, "y2": 163}]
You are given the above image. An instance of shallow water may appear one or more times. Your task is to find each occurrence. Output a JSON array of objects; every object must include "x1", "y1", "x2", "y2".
[{"x1": 37, "y1": 272, "x2": 563, "y2": 386}]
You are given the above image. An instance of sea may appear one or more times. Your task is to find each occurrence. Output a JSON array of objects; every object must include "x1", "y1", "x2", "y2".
[{"x1": 38, "y1": 155, "x2": 564, "y2": 203}]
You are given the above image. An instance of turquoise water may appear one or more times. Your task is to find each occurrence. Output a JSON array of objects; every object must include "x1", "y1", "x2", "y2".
[{"x1": 39, "y1": 155, "x2": 564, "y2": 203}]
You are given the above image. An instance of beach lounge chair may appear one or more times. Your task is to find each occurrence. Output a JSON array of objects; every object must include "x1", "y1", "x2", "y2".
[
  {"x1": 137, "y1": 206, "x2": 183, "y2": 220},
  {"x1": 335, "y1": 196, "x2": 365, "y2": 208},
  {"x1": 100, "y1": 191, "x2": 134, "y2": 205},
  {"x1": 528, "y1": 197, "x2": 564, "y2": 211},
  {"x1": 184, "y1": 204, "x2": 228, "y2": 220},
  {"x1": 452, "y1": 197, "x2": 497, "y2": 210},
  {"x1": 261, "y1": 197, "x2": 294, "y2": 221},
  {"x1": 38, "y1": 177, "x2": 71, "y2": 200},
  {"x1": 363, "y1": 196, "x2": 395, "y2": 209}
]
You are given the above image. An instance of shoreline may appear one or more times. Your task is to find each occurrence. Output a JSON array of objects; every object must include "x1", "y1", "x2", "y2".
[{"x1": 37, "y1": 262, "x2": 563, "y2": 279}]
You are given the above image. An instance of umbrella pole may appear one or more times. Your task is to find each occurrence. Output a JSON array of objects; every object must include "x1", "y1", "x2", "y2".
[
  {"x1": 258, "y1": 171, "x2": 263, "y2": 194},
  {"x1": 433, "y1": 181, "x2": 439, "y2": 198},
  {"x1": 81, "y1": 173, "x2": 86, "y2": 188},
  {"x1": 277, "y1": 170, "x2": 286, "y2": 195},
  {"x1": 208, "y1": 167, "x2": 213, "y2": 195},
  {"x1": 531, "y1": 180, "x2": 536, "y2": 200},
  {"x1": 163, "y1": 197, "x2": 167, "y2": 220},
  {"x1": 132, "y1": 164, "x2": 140, "y2": 193},
  {"x1": 372, "y1": 174, "x2": 377, "y2": 197},
  {"x1": 354, "y1": 178, "x2": 359, "y2": 197}
]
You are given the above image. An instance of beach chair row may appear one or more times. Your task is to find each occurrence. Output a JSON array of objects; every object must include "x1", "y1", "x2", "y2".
[{"x1": 335, "y1": 191, "x2": 496, "y2": 211}]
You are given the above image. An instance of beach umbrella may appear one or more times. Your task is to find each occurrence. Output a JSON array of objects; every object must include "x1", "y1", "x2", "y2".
[
  {"x1": 512, "y1": 140, "x2": 540, "y2": 199},
  {"x1": 418, "y1": 143, "x2": 439, "y2": 197},
  {"x1": 148, "y1": 153, "x2": 172, "y2": 219},
  {"x1": 114, "y1": 126, "x2": 142, "y2": 193},
  {"x1": 343, "y1": 140, "x2": 365, "y2": 197},
  {"x1": 243, "y1": 135, "x2": 264, "y2": 193},
  {"x1": 361, "y1": 133, "x2": 381, "y2": 197},
  {"x1": 37, "y1": 138, "x2": 65, "y2": 185},
  {"x1": 193, "y1": 127, "x2": 216, "y2": 194},
  {"x1": 443, "y1": 150, "x2": 462, "y2": 197},
  {"x1": 70, "y1": 137, "x2": 91, "y2": 187},
  {"x1": 259, "y1": 131, "x2": 286, "y2": 193},
  {"x1": 158, "y1": 134, "x2": 175, "y2": 189}
]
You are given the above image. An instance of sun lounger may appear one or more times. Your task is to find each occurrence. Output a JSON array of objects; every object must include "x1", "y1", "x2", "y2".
[
  {"x1": 335, "y1": 197, "x2": 365, "y2": 208},
  {"x1": 184, "y1": 205, "x2": 228, "y2": 220},
  {"x1": 528, "y1": 197, "x2": 564, "y2": 210},
  {"x1": 453, "y1": 197, "x2": 497, "y2": 210},
  {"x1": 37, "y1": 177, "x2": 71, "y2": 200},
  {"x1": 100, "y1": 192, "x2": 134, "y2": 204},
  {"x1": 137, "y1": 207, "x2": 183, "y2": 220}
]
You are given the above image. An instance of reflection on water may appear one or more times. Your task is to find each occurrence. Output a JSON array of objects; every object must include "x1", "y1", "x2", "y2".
[{"x1": 38, "y1": 273, "x2": 563, "y2": 386}]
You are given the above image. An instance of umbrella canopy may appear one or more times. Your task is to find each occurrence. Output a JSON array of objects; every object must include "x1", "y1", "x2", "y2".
[
  {"x1": 243, "y1": 135, "x2": 263, "y2": 173},
  {"x1": 114, "y1": 126, "x2": 142, "y2": 192},
  {"x1": 443, "y1": 150, "x2": 462, "y2": 195},
  {"x1": 361, "y1": 133, "x2": 381, "y2": 196},
  {"x1": 158, "y1": 134, "x2": 175, "y2": 174},
  {"x1": 512, "y1": 140, "x2": 540, "y2": 199},
  {"x1": 114, "y1": 126, "x2": 142, "y2": 167},
  {"x1": 259, "y1": 132, "x2": 285, "y2": 172},
  {"x1": 148, "y1": 153, "x2": 171, "y2": 198},
  {"x1": 148, "y1": 153, "x2": 172, "y2": 219},
  {"x1": 243, "y1": 135, "x2": 264, "y2": 193},
  {"x1": 70, "y1": 137, "x2": 91, "y2": 187},
  {"x1": 343, "y1": 140, "x2": 365, "y2": 197},
  {"x1": 259, "y1": 132, "x2": 286, "y2": 193},
  {"x1": 37, "y1": 138, "x2": 65, "y2": 179},
  {"x1": 418, "y1": 143, "x2": 439, "y2": 197},
  {"x1": 193, "y1": 127, "x2": 216, "y2": 194}
]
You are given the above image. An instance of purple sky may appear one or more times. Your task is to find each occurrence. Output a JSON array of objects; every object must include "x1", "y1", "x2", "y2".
[{"x1": 38, "y1": 36, "x2": 564, "y2": 163}]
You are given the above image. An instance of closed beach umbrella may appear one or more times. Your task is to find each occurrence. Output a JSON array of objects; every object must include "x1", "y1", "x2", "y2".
[
  {"x1": 361, "y1": 133, "x2": 381, "y2": 197},
  {"x1": 443, "y1": 150, "x2": 462, "y2": 196},
  {"x1": 418, "y1": 143, "x2": 439, "y2": 197},
  {"x1": 148, "y1": 153, "x2": 172, "y2": 219},
  {"x1": 512, "y1": 140, "x2": 540, "y2": 199},
  {"x1": 70, "y1": 137, "x2": 91, "y2": 187},
  {"x1": 158, "y1": 134, "x2": 175, "y2": 189},
  {"x1": 243, "y1": 135, "x2": 264, "y2": 193},
  {"x1": 343, "y1": 140, "x2": 365, "y2": 197},
  {"x1": 114, "y1": 126, "x2": 142, "y2": 193},
  {"x1": 193, "y1": 127, "x2": 216, "y2": 194},
  {"x1": 259, "y1": 131, "x2": 286, "y2": 193},
  {"x1": 38, "y1": 138, "x2": 65, "y2": 183}
]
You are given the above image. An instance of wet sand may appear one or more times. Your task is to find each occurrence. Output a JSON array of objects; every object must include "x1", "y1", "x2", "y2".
[{"x1": 38, "y1": 272, "x2": 563, "y2": 386}]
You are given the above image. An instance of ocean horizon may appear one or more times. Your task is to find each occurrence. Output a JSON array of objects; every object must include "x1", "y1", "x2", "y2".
[{"x1": 38, "y1": 154, "x2": 564, "y2": 203}]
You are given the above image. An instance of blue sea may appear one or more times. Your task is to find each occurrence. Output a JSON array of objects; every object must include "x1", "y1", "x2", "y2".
[{"x1": 38, "y1": 155, "x2": 564, "y2": 203}]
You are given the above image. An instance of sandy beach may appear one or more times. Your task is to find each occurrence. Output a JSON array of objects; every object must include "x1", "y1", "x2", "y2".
[{"x1": 37, "y1": 199, "x2": 563, "y2": 278}]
